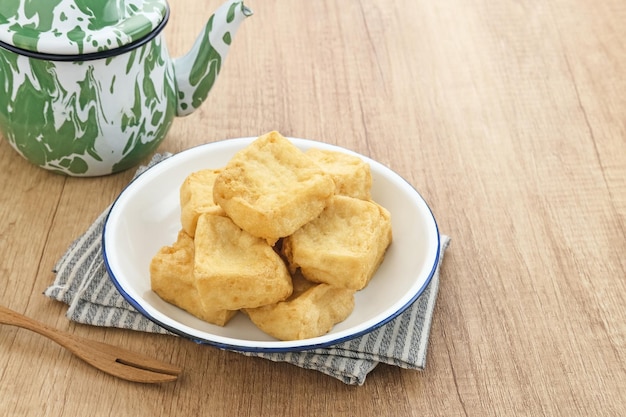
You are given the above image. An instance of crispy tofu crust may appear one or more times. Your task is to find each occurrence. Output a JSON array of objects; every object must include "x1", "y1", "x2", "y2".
[
  {"x1": 305, "y1": 148, "x2": 372, "y2": 200},
  {"x1": 150, "y1": 230, "x2": 237, "y2": 326},
  {"x1": 244, "y1": 272, "x2": 355, "y2": 340},
  {"x1": 193, "y1": 213, "x2": 293, "y2": 310},
  {"x1": 179, "y1": 169, "x2": 225, "y2": 237},
  {"x1": 283, "y1": 195, "x2": 392, "y2": 290},
  {"x1": 212, "y1": 131, "x2": 335, "y2": 244}
]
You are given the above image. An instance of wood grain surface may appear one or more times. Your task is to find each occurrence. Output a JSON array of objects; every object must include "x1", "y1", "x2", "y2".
[{"x1": 1, "y1": 0, "x2": 624, "y2": 416}]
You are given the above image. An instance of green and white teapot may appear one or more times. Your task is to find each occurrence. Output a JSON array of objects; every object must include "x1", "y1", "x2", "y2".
[{"x1": 0, "y1": 0, "x2": 251, "y2": 176}]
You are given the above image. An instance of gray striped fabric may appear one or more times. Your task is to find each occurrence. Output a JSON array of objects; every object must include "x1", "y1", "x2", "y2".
[{"x1": 44, "y1": 154, "x2": 450, "y2": 385}]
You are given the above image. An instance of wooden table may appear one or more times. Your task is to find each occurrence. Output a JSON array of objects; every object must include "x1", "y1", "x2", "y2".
[{"x1": 1, "y1": 0, "x2": 624, "y2": 415}]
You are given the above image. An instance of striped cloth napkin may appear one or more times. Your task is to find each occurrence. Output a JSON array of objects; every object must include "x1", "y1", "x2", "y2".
[{"x1": 44, "y1": 154, "x2": 450, "y2": 385}]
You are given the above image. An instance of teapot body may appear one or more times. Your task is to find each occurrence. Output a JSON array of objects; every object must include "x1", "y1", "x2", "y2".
[
  {"x1": 0, "y1": 35, "x2": 177, "y2": 176},
  {"x1": 0, "y1": 0, "x2": 251, "y2": 176}
]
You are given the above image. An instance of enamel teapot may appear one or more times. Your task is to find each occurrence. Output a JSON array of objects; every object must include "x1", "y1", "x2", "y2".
[{"x1": 0, "y1": 0, "x2": 251, "y2": 176}]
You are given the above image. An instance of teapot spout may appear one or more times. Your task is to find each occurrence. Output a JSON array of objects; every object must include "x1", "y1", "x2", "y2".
[{"x1": 173, "y1": 0, "x2": 252, "y2": 117}]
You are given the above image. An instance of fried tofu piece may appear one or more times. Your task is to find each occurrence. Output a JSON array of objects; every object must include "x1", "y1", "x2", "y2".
[
  {"x1": 244, "y1": 272, "x2": 355, "y2": 340},
  {"x1": 150, "y1": 230, "x2": 237, "y2": 326},
  {"x1": 306, "y1": 148, "x2": 372, "y2": 200},
  {"x1": 283, "y1": 195, "x2": 392, "y2": 290},
  {"x1": 212, "y1": 131, "x2": 335, "y2": 244},
  {"x1": 193, "y1": 212, "x2": 293, "y2": 310},
  {"x1": 180, "y1": 169, "x2": 225, "y2": 237}
]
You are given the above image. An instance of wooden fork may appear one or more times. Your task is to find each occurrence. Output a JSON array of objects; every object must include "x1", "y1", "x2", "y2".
[{"x1": 0, "y1": 305, "x2": 182, "y2": 383}]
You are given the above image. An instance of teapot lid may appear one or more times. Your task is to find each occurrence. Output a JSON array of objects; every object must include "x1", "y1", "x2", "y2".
[{"x1": 0, "y1": 0, "x2": 168, "y2": 57}]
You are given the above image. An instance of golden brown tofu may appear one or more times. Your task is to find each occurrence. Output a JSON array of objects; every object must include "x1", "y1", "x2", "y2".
[
  {"x1": 179, "y1": 169, "x2": 225, "y2": 237},
  {"x1": 244, "y1": 272, "x2": 355, "y2": 340},
  {"x1": 150, "y1": 230, "x2": 237, "y2": 326},
  {"x1": 283, "y1": 195, "x2": 392, "y2": 290},
  {"x1": 193, "y1": 213, "x2": 293, "y2": 310},
  {"x1": 306, "y1": 148, "x2": 372, "y2": 200},
  {"x1": 212, "y1": 131, "x2": 335, "y2": 244}
]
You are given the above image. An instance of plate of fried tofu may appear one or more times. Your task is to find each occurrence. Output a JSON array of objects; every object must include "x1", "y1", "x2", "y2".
[{"x1": 103, "y1": 131, "x2": 440, "y2": 352}]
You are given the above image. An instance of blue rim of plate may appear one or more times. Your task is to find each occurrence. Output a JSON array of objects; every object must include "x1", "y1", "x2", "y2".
[{"x1": 102, "y1": 138, "x2": 440, "y2": 353}]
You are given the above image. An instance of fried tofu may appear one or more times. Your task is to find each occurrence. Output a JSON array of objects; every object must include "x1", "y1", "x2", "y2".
[
  {"x1": 151, "y1": 132, "x2": 394, "y2": 340},
  {"x1": 244, "y1": 272, "x2": 355, "y2": 340},
  {"x1": 306, "y1": 148, "x2": 372, "y2": 200},
  {"x1": 212, "y1": 131, "x2": 335, "y2": 244},
  {"x1": 283, "y1": 195, "x2": 392, "y2": 290},
  {"x1": 180, "y1": 169, "x2": 225, "y2": 237},
  {"x1": 193, "y1": 212, "x2": 293, "y2": 310},
  {"x1": 150, "y1": 230, "x2": 237, "y2": 326}
]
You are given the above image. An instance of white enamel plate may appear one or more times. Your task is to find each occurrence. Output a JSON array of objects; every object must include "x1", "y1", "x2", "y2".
[{"x1": 103, "y1": 137, "x2": 440, "y2": 352}]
